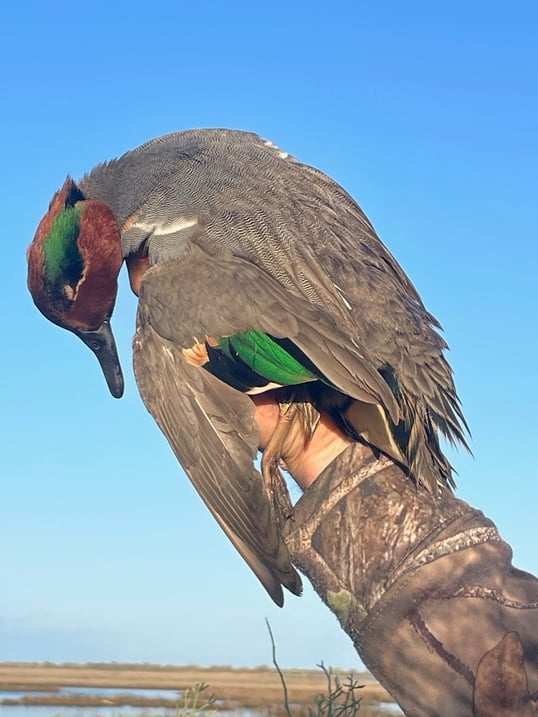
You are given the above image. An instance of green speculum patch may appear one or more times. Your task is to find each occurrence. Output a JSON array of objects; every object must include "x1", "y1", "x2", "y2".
[
  {"x1": 43, "y1": 205, "x2": 84, "y2": 294},
  {"x1": 216, "y1": 331, "x2": 320, "y2": 386}
]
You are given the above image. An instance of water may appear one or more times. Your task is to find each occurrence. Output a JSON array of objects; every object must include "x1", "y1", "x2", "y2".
[
  {"x1": 0, "y1": 707, "x2": 175, "y2": 717},
  {"x1": 0, "y1": 708, "x2": 402, "y2": 717},
  {"x1": 377, "y1": 702, "x2": 404, "y2": 715},
  {"x1": 0, "y1": 686, "x2": 181, "y2": 717},
  {"x1": 0, "y1": 686, "x2": 402, "y2": 716},
  {"x1": 61, "y1": 687, "x2": 181, "y2": 700},
  {"x1": 0, "y1": 688, "x2": 178, "y2": 700}
]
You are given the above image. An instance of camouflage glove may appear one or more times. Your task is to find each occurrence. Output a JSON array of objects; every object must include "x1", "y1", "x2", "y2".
[{"x1": 284, "y1": 443, "x2": 538, "y2": 716}]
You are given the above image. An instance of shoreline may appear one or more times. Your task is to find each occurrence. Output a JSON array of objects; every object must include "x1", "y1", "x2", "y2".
[{"x1": 0, "y1": 661, "x2": 395, "y2": 710}]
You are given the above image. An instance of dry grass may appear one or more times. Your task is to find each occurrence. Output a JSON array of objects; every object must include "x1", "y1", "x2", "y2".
[{"x1": 0, "y1": 662, "x2": 393, "y2": 709}]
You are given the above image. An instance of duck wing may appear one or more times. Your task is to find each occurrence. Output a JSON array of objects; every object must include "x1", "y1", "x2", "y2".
[{"x1": 133, "y1": 242, "x2": 411, "y2": 604}]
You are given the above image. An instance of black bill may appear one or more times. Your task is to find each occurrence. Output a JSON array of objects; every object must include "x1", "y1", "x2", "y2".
[{"x1": 74, "y1": 319, "x2": 125, "y2": 398}]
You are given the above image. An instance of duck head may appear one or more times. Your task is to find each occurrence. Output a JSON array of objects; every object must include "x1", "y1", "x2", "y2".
[{"x1": 27, "y1": 178, "x2": 125, "y2": 398}]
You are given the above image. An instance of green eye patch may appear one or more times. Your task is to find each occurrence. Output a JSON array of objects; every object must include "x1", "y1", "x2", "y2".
[{"x1": 42, "y1": 205, "x2": 84, "y2": 292}]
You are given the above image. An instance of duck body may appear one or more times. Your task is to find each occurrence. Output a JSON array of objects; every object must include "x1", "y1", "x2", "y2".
[{"x1": 28, "y1": 129, "x2": 469, "y2": 605}]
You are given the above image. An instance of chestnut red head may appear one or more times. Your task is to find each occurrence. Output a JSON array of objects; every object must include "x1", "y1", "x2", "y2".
[{"x1": 27, "y1": 178, "x2": 125, "y2": 397}]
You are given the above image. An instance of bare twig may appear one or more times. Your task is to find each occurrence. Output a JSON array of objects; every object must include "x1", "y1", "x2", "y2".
[{"x1": 265, "y1": 618, "x2": 293, "y2": 717}]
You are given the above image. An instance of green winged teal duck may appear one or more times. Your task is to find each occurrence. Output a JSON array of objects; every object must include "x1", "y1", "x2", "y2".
[{"x1": 27, "y1": 129, "x2": 470, "y2": 605}]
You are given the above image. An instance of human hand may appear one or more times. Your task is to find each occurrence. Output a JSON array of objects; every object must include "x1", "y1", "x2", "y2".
[{"x1": 251, "y1": 391, "x2": 354, "y2": 490}]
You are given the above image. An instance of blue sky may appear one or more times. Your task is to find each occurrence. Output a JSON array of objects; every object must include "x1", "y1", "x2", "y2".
[{"x1": 2, "y1": 1, "x2": 537, "y2": 670}]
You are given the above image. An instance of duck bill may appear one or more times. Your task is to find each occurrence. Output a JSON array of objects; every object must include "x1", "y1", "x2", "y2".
[{"x1": 74, "y1": 320, "x2": 125, "y2": 398}]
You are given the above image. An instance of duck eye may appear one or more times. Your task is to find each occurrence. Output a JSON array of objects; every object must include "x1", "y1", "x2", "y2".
[{"x1": 64, "y1": 183, "x2": 85, "y2": 208}]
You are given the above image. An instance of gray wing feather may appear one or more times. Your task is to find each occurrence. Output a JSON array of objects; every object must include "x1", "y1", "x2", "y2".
[{"x1": 133, "y1": 310, "x2": 301, "y2": 606}]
